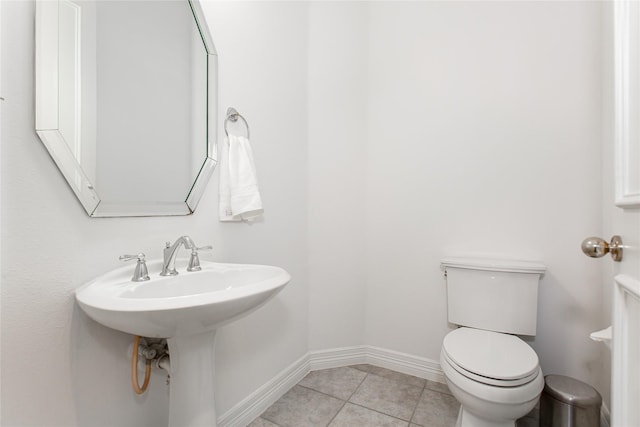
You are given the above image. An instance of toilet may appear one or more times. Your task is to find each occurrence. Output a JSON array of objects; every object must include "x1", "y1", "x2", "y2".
[{"x1": 440, "y1": 257, "x2": 546, "y2": 427}]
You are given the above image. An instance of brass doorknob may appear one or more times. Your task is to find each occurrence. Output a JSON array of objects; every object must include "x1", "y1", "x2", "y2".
[{"x1": 581, "y1": 235, "x2": 623, "y2": 262}]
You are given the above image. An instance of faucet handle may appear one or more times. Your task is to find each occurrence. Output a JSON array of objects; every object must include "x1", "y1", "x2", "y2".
[
  {"x1": 119, "y1": 253, "x2": 150, "y2": 282},
  {"x1": 120, "y1": 253, "x2": 145, "y2": 262},
  {"x1": 187, "y1": 245, "x2": 213, "y2": 272}
]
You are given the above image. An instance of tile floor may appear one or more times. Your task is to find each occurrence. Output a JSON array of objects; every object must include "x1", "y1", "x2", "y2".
[{"x1": 248, "y1": 365, "x2": 539, "y2": 427}]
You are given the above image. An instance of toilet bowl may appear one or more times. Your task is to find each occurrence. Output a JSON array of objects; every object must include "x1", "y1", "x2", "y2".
[
  {"x1": 440, "y1": 328, "x2": 544, "y2": 427},
  {"x1": 440, "y1": 257, "x2": 546, "y2": 427}
]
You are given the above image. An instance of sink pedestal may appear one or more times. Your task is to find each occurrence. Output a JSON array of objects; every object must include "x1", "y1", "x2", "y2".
[
  {"x1": 76, "y1": 260, "x2": 290, "y2": 426},
  {"x1": 167, "y1": 331, "x2": 217, "y2": 427}
]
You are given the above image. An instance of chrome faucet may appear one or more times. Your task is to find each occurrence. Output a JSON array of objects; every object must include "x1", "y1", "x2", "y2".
[
  {"x1": 187, "y1": 245, "x2": 213, "y2": 272},
  {"x1": 160, "y1": 236, "x2": 196, "y2": 276},
  {"x1": 119, "y1": 253, "x2": 150, "y2": 282}
]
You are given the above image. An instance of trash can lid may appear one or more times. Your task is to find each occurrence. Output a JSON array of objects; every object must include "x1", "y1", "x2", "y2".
[{"x1": 544, "y1": 375, "x2": 602, "y2": 408}]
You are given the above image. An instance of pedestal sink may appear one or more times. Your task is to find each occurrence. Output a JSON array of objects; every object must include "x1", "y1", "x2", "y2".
[{"x1": 76, "y1": 260, "x2": 290, "y2": 427}]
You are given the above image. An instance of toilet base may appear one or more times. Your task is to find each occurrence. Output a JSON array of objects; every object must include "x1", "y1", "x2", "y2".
[
  {"x1": 441, "y1": 350, "x2": 543, "y2": 427},
  {"x1": 456, "y1": 407, "x2": 515, "y2": 427}
]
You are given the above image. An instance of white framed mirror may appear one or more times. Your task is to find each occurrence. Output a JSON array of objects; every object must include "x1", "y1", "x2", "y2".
[{"x1": 35, "y1": 0, "x2": 217, "y2": 217}]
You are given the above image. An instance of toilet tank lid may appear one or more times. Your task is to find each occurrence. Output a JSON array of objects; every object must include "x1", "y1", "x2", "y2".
[{"x1": 441, "y1": 257, "x2": 546, "y2": 274}]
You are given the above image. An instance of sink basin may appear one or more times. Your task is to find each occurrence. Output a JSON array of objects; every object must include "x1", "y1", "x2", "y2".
[
  {"x1": 76, "y1": 260, "x2": 290, "y2": 338},
  {"x1": 76, "y1": 259, "x2": 290, "y2": 427}
]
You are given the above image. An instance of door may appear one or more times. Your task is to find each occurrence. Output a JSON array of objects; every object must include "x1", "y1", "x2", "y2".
[{"x1": 611, "y1": 2, "x2": 640, "y2": 425}]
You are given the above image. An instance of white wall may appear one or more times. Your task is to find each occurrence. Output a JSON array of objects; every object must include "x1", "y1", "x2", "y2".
[
  {"x1": 1, "y1": 0, "x2": 612, "y2": 425},
  {"x1": 305, "y1": 0, "x2": 609, "y2": 404},
  {"x1": 201, "y1": 0, "x2": 309, "y2": 414},
  {"x1": 364, "y1": 0, "x2": 606, "y2": 395},
  {"x1": 307, "y1": 2, "x2": 368, "y2": 351},
  {"x1": 1, "y1": 1, "x2": 308, "y2": 425}
]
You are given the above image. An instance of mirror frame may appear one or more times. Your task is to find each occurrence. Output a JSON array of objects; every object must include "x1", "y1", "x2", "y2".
[{"x1": 35, "y1": 0, "x2": 217, "y2": 217}]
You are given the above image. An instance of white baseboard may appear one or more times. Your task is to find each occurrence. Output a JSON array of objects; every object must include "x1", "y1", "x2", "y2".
[
  {"x1": 308, "y1": 345, "x2": 368, "y2": 371},
  {"x1": 217, "y1": 353, "x2": 310, "y2": 427},
  {"x1": 308, "y1": 345, "x2": 446, "y2": 383},
  {"x1": 217, "y1": 346, "x2": 444, "y2": 427},
  {"x1": 218, "y1": 345, "x2": 609, "y2": 427},
  {"x1": 365, "y1": 345, "x2": 446, "y2": 384}
]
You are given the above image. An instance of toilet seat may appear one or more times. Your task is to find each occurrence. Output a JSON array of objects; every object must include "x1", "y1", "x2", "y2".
[
  {"x1": 442, "y1": 349, "x2": 539, "y2": 387},
  {"x1": 442, "y1": 327, "x2": 540, "y2": 387}
]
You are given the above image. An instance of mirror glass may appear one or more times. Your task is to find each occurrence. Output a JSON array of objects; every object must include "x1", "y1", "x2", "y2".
[{"x1": 35, "y1": 0, "x2": 217, "y2": 217}]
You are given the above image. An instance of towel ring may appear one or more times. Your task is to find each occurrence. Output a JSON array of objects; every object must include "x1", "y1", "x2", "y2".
[{"x1": 224, "y1": 107, "x2": 250, "y2": 138}]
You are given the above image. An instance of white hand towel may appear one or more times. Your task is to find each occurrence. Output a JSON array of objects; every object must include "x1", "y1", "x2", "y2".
[{"x1": 219, "y1": 134, "x2": 263, "y2": 222}]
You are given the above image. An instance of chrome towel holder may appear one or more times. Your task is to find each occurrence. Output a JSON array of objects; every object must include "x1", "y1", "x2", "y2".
[{"x1": 224, "y1": 107, "x2": 250, "y2": 138}]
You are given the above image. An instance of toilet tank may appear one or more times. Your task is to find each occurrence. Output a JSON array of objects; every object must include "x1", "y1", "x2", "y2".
[{"x1": 441, "y1": 257, "x2": 546, "y2": 336}]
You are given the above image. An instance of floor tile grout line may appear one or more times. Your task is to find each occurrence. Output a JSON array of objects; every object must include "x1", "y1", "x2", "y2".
[
  {"x1": 351, "y1": 368, "x2": 429, "y2": 423},
  {"x1": 308, "y1": 366, "x2": 369, "y2": 427},
  {"x1": 259, "y1": 383, "x2": 347, "y2": 427},
  {"x1": 258, "y1": 416, "x2": 284, "y2": 427},
  {"x1": 424, "y1": 380, "x2": 455, "y2": 398},
  {"x1": 260, "y1": 383, "x2": 347, "y2": 427},
  {"x1": 321, "y1": 368, "x2": 369, "y2": 427},
  {"x1": 357, "y1": 367, "x2": 427, "y2": 390},
  {"x1": 254, "y1": 365, "x2": 455, "y2": 427},
  {"x1": 346, "y1": 369, "x2": 369, "y2": 402},
  {"x1": 351, "y1": 364, "x2": 431, "y2": 393},
  {"x1": 348, "y1": 401, "x2": 416, "y2": 425},
  {"x1": 345, "y1": 371, "x2": 426, "y2": 424},
  {"x1": 296, "y1": 383, "x2": 349, "y2": 403},
  {"x1": 347, "y1": 366, "x2": 430, "y2": 424},
  {"x1": 297, "y1": 366, "x2": 371, "y2": 402},
  {"x1": 407, "y1": 381, "x2": 428, "y2": 427},
  {"x1": 324, "y1": 399, "x2": 348, "y2": 426}
]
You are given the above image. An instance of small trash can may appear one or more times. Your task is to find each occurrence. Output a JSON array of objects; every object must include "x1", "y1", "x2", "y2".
[{"x1": 539, "y1": 375, "x2": 602, "y2": 427}]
